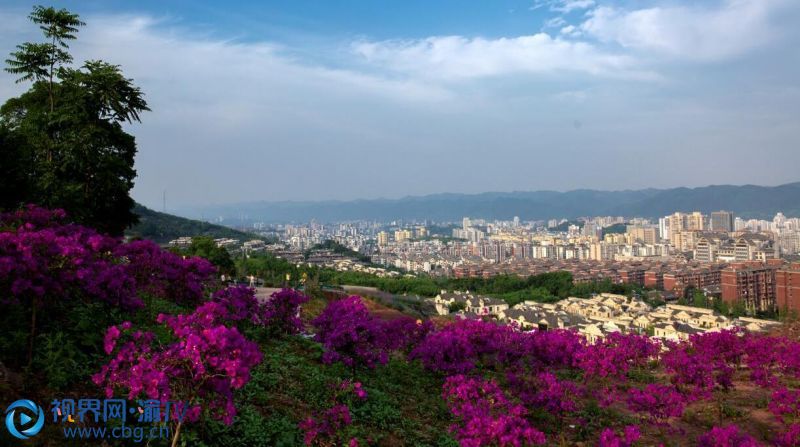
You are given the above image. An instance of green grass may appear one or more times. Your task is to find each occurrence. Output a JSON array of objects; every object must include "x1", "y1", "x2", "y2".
[{"x1": 184, "y1": 335, "x2": 456, "y2": 447}]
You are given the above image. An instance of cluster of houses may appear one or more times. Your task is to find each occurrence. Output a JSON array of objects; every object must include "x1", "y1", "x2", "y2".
[{"x1": 428, "y1": 291, "x2": 780, "y2": 342}]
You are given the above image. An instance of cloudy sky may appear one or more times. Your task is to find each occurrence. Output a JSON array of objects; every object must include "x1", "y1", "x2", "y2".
[{"x1": 1, "y1": 0, "x2": 798, "y2": 210}]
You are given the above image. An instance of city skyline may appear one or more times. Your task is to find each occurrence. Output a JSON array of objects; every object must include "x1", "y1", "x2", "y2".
[{"x1": 2, "y1": 0, "x2": 799, "y2": 209}]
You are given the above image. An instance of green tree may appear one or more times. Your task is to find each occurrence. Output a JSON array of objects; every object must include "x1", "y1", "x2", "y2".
[
  {"x1": 690, "y1": 288, "x2": 709, "y2": 308},
  {"x1": 1, "y1": 6, "x2": 148, "y2": 235},
  {"x1": 176, "y1": 237, "x2": 236, "y2": 276}
]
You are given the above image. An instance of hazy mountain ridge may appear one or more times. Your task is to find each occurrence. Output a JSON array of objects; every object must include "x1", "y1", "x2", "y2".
[{"x1": 179, "y1": 182, "x2": 800, "y2": 223}]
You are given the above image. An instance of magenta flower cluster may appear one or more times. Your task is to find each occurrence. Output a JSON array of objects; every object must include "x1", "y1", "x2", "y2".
[
  {"x1": 299, "y1": 404, "x2": 352, "y2": 446},
  {"x1": 598, "y1": 426, "x2": 641, "y2": 447},
  {"x1": 0, "y1": 205, "x2": 217, "y2": 310},
  {"x1": 93, "y1": 304, "x2": 263, "y2": 425},
  {"x1": 409, "y1": 317, "x2": 529, "y2": 374},
  {"x1": 299, "y1": 378, "x2": 368, "y2": 446},
  {"x1": 114, "y1": 239, "x2": 216, "y2": 305},
  {"x1": 442, "y1": 375, "x2": 546, "y2": 447},
  {"x1": 0, "y1": 205, "x2": 140, "y2": 309},
  {"x1": 697, "y1": 425, "x2": 760, "y2": 447},
  {"x1": 207, "y1": 285, "x2": 310, "y2": 334},
  {"x1": 207, "y1": 285, "x2": 261, "y2": 323},
  {"x1": 769, "y1": 387, "x2": 800, "y2": 422},
  {"x1": 312, "y1": 296, "x2": 392, "y2": 369},
  {"x1": 578, "y1": 332, "x2": 659, "y2": 381},
  {"x1": 261, "y1": 288, "x2": 310, "y2": 334},
  {"x1": 776, "y1": 424, "x2": 800, "y2": 447},
  {"x1": 626, "y1": 383, "x2": 685, "y2": 424}
]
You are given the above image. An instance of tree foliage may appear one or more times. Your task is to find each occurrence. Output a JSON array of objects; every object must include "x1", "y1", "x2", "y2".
[
  {"x1": 1, "y1": 6, "x2": 148, "y2": 235},
  {"x1": 172, "y1": 236, "x2": 236, "y2": 275}
]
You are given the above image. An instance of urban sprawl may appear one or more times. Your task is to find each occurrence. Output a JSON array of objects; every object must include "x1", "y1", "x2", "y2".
[{"x1": 172, "y1": 211, "x2": 800, "y2": 325}]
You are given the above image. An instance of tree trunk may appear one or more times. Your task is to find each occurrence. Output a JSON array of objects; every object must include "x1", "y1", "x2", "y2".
[
  {"x1": 171, "y1": 420, "x2": 182, "y2": 447},
  {"x1": 27, "y1": 297, "x2": 37, "y2": 370}
]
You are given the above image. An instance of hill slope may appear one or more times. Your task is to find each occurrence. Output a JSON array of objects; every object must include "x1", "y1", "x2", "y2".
[
  {"x1": 181, "y1": 182, "x2": 800, "y2": 222},
  {"x1": 127, "y1": 203, "x2": 262, "y2": 244}
]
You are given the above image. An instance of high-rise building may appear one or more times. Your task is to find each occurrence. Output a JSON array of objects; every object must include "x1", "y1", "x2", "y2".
[
  {"x1": 377, "y1": 231, "x2": 389, "y2": 246},
  {"x1": 778, "y1": 232, "x2": 800, "y2": 255},
  {"x1": 721, "y1": 263, "x2": 778, "y2": 313},
  {"x1": 626, "y1": 225, "x2": 657, "y2": 245},
  {"x1": 777, "y1": 263, "x2": 800, "y2": 313},
  {"x1": 774, "y1": 212, "x2": 787, "y2": 229},
  {"x1": 394, "y1": 229, "x2": 412, "y2": 242},
  {"x1": 667, "y1": 212, "x2": 688, "y2": 242},
  {"x1": 687, "y1": 212, "x2": 705, "y2": 231},
  {"x1": 711, "y1": 211, "x2": 735, "y2": 232},
  {"x1": 658, "y1": 217, "x2": 670, "y2": 240},
  {"x1": 694, "y1": 237, "x2": 717, "y2": 262}
]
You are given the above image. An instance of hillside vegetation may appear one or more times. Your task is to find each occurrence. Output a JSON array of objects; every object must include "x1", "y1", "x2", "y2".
[{"x1": 127, "y1": 203, "x2": 264, "y2": 244}]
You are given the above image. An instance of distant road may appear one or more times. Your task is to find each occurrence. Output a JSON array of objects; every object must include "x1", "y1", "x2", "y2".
[
  {"x1": 342, "y1": 285, "x2": 394, "y2": 300},
  {"x1": 253, "y1": 287, "x2": 282, "y2": 302}
]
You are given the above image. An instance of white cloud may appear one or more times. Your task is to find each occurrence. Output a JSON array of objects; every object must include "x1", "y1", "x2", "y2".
[
  {"x1": 352, "y1": 34, "x2": 653, "y2": 81},
  {"x1": 560, "y1": 25, "x2": 581, "y2": 37},
  {"x1": 543, "y1": 16, "x2": 567, "y2": 29},
  {"x1": 533, "y1": 0, "x2": 595, "y2": 14},
  {"x1": 580, "y1": 0, "x2": 797, "y2": 61}
]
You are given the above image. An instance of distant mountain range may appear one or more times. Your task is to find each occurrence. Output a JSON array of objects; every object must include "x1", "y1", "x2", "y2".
[{"x1": 178, "y1": 182, "x2": 800, "y2": 223}]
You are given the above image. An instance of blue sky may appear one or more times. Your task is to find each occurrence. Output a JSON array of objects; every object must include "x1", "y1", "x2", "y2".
[{"x1": 1, "y1": 0, "x2": 799, "y2": 210}]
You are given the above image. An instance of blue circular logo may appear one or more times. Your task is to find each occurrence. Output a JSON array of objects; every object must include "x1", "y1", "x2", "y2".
[{"x1": 5, "y1": 399, "x2": 44, "y2": 440}]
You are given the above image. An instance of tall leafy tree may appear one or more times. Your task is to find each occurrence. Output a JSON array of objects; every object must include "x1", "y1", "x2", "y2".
[
  {"x1": 173, "y1": 236, "x2": 236, "y2": 276},
  {"x1": 1, "y1": 6, "x2": 149, "y2": 235}
]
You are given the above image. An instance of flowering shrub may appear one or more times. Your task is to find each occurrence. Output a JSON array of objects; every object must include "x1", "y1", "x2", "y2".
[
  {"x1": 210, "y1": 285, "x2": 261, "y2": 323},
  {"x1": 527, "y1": 372, "x2": 580, "y2": 416},
  {"x1": 0, "y1": 208, "x2": 140, "y2": 309},
  {"x1": 299, "y1": 379, "x2": 368, "y2": 446},
  {"x1": 744, "y1": 335, "x2": 800, "y2": 388},
  {"x1": 1, "y1": 205, "x2": 67, "y2": 229},
  {"x1": 598, "y1": 425, "x2": 640, "y2": 447},
  {"x1": 208, "y1": 286, "x2": 310, "y2": 335},
  {"x1": 93, "y1": 306, "x2": 262, "y2": 425},
  {"x1": 410, "y1": 318, "x2": 525, "y2": 374},
  {"x1": 312, "y1": 296, "x2": 390, "y2": 370},
  {"x1": 626, "y1": 383, "x2": 685, "y2": 424},
  {"x1": 262, "y1": 288, "x2": 310, "y2": 335},
  {"x1": 299, "y1": 404, "x2": 352, "y2": 446},
  {"x1": 114, "y1": 239, "x2": 216, "y2": 305},
  {"x1": 379, "y1": 316, "x2": 434, "y2": 352},
  {"x1": 1, "y1": 206, "x2": 216, "y2": 312},
  {"x1": 697, "y1": 425, "x2": 761, "y2": 447},
  {"x1": 770, "y1": 387, "x2": 800, "y2": 422},
  {"x1": 578, "y1": 332, "x2": 659, "y2": 381},
  {"x1": 522, "y1": 328, "x2": 586, "y2": 371},
  {"x1": 662, "y1": 329, "x2": 748, "y2": 397},
  {"x1": 776, "y1": 424, "x2": 800, "y2": 447},
  {"x1": 1, "y1": 206, "x2": 147, "y2": 368},
  {"x1": 442, "y1": 375, "x2": 546, "y2": 447}
]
